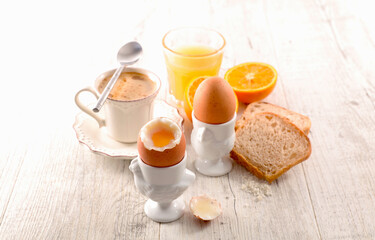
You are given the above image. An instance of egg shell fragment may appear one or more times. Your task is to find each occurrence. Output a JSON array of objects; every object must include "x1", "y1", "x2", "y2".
[{"x1": 189, "y1": 195, "x2": 222, "y2": 221}]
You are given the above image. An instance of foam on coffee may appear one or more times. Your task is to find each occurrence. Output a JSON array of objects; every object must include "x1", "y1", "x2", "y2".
[{"x1": 98, "y1": 72, "x2": 156, "y2": 101}]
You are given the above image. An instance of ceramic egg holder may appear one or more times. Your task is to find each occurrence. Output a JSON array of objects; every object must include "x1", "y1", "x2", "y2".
[
  {"x1": 191, "y1": 112, "x2": 236, "y2": 176},
  {"x1": 129, "y1": 153, "x2": 195, "y2": 223}
]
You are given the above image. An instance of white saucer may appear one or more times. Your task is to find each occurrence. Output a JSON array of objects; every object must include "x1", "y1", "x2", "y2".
[{"x1": 73, "y1": 99, "x2": 184, "y2": 159}]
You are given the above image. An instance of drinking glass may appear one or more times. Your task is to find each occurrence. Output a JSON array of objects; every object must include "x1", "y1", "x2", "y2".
[{"x1": 162, "y1": 27, "x2": 226, "y2": 104}]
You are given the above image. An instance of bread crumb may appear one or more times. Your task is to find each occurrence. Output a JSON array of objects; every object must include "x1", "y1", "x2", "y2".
[{"x1": 241, "y1": 176, "x2": 272, "y2": 200}]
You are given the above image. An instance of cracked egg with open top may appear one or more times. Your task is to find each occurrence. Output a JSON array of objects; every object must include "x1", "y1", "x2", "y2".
[{"x1": 137, "y1": 117, "x2": 186, "y2": 167}]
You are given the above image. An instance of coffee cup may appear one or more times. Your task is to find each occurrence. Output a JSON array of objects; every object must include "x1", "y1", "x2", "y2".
[{"x1": 74, "y1": 67, "x2": 161, "y2": 143}]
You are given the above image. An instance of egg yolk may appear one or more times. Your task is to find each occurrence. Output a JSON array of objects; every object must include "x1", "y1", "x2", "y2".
[{"x1": 151, "y1": 129, "x2": 175, "y2": 147}]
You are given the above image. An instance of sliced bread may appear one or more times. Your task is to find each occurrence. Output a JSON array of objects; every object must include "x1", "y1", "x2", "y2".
[
  {"x1": 231, "y1": 112, "x2": 311, "y2": 183},
  {"x1": 236, "y1": 102, "x2": 311, "y2": 135}
]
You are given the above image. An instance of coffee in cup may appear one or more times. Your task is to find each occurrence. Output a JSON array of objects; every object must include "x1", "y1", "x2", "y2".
[
  {"x1": 75, "y1": 67, "x2": 161, "y2": 143},
  {"x1": 98, "y1": 72, "x2": 157, "y2": 101}
]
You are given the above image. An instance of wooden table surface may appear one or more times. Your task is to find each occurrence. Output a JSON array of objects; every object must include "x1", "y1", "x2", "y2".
[{"x1": 1, "y1": 0, "x2": 374, "y2": 239}]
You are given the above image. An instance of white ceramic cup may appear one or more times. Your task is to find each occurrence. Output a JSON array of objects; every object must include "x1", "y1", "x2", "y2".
[
  {"x1": 191, "y1": 111, "x2": 236, "y2": 176},
  {"x1": 75, "y1": 67, "x2": 161, "y2": 143}
]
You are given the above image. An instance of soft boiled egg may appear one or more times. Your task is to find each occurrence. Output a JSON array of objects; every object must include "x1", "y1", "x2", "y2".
[
  {"x1": 137, "y1": 117, "x2": 186, "y2": 167},
  {"x1": 193, "y1": 76, "x2": 236, "y2": 124}
]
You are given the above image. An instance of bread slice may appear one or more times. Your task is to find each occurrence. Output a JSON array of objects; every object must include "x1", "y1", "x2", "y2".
[
  {"x1": 236, "y1": 102, "x2": 311, "y2": 135},
  {"x1": 231, "y1": 112, "x2": 311, "y2": 183}
]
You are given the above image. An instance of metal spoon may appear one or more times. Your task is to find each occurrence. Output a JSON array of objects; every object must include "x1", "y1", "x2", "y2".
[{"x1": 93, "y1": 41, "x2": 143, "y2": 112}]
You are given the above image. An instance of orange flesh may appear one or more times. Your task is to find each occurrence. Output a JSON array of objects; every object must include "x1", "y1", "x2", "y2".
[
  {"x1": 151, "y1": 129, "x2": 175, "y2": 147},
  {"x1": 187, "y1": 77, "x2": 207, "y2": 109},
  {"x1": 227, "y1": 64, "x2": 275, "y2": 90}
]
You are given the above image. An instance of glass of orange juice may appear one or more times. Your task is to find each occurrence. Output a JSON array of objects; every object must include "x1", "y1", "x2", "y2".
[{"x1": 162, "y1": 27, "x2": 226, "y2": 104}]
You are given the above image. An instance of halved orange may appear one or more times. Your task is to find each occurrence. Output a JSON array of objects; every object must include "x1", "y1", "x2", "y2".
[
  {"x1": 224, "y1": 62, "x2": 277, "y2": 103},
  {"x1": 184, "y1": 76, "x2": 239, "y2": 121}
]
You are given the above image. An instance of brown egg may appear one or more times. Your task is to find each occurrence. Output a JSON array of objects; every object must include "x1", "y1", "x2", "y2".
[
  {"x1": 137, "y1": 117, "x2": 186, "y2": 167},
  {"x1": 193, "y1": 76, "x2": 236, "y2": 124}
]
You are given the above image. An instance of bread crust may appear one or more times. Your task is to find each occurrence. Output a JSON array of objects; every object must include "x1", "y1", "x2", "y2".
[
  {"x1": 236, "y1": 101, "x2": 311, "y2": 135},
  {"x1": 231, "y1": 112, "x2": 312, "y2": 183},
  {"x1": 230, "y1": 150, "x2": 267, "y2": 181}
]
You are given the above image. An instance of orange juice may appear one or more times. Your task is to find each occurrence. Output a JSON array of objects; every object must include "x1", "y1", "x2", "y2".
[
  {"x1": 164, "y1": 44, "x2": 224, "y2": 101},
  {"x1": 151, "y1": 128, "x2": 175, "y2": 147}
]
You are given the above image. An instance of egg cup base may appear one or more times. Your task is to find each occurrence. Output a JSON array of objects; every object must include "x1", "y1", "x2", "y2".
[
  {"x1": 144, "y1": 197, "x2": 185, "y2": 223},
  {"x1": 194, "y1": 155, "x2": 233, "y2": 177}
]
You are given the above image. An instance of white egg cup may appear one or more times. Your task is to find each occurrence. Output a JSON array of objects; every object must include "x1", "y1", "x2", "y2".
[
  {"x1": 129, "y1": 153, "x2": 195, "y2": 223},
  {"x1": 191, "y1": 112, "x2": 236, "y2": 177}
]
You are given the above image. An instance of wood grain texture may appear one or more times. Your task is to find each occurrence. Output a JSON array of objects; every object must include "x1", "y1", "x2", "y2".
[
  {"x1": 0, "y1": 143, "x2": 26, "y2": 227},
  {"x1": 261, "y1": 0, "x2": 375, "y2": 238},
  {"x1": 0, "y1": 0, "x2": 374, "y2": 239}
]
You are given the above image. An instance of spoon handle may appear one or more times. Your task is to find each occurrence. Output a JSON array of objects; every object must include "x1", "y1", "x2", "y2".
[{"x1": 92, "y1": 65, "x2": 125, "y2": 112}]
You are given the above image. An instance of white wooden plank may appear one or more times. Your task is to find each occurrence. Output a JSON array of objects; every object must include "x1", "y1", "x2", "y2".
[
  {"x1": 262, "y1": 0, "x2": 375, "y2": 238},
  {"x1": 0, "y1": 143, "x2": 25, "y2": 226},
  {"x1": 0, "y1": 129, "x2": 160, "y2": 239},
  {"x1": 0, "y1": 0, "x2": 375, "y2": 239}
]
